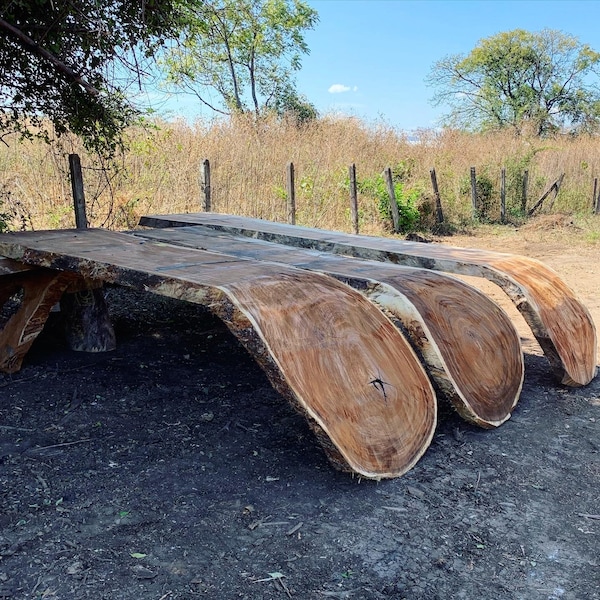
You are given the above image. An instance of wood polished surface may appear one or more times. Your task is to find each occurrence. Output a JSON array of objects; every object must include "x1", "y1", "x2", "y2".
[
  {"x1": 134, "y1": 225, "x2": 524, "y2": 428},
  {"x1": 139, "y1": 213, "x2": 597, "y2": 386},
  {"x1": 0, "y1": 228, "x2": 436, "y2": 479}
]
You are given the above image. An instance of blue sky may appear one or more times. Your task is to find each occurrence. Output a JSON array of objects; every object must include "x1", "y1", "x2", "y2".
[{"x1": 158, "y1": 0, "x2": 600, "y2": 132}]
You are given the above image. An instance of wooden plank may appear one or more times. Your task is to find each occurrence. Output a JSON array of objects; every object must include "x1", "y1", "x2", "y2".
[
  {"x1": 133, "y1": 225, "x2": 524, "y2": 428},
  {"x1": 0, "y1": 268, "x2": 77, "y2": 372},
  {"x1": 0, "y1": 228, "x2": 436, "y2": 479},
  {"x1": 139, "y1": 213, "x2": 598, "y2": 387}
]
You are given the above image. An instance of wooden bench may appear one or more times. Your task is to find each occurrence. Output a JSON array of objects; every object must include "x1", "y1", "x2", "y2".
[
  {"x1": 0, "y1": 228, "x2": 438, "y2": 480},
  {"x1": 139, "y1": 213, "x2": 598, "y2": 387},
  {"x1": 132, "y1": 225, "x2": 524, "y2": 429}
]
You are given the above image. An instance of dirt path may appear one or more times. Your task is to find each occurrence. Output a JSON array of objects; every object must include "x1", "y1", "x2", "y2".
[{"x1": 0, "y1": 224, "x2": 599, "y2": 600}]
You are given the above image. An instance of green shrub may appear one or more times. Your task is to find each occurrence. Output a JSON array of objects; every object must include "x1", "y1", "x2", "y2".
[{"x1": 357, "y1": 167, "x2": 420, "y2": 233}]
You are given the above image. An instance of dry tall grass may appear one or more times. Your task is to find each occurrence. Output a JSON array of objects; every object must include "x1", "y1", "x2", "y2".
[{"x1": 1, "y1": 115, "x2": 600, "y2": 235}]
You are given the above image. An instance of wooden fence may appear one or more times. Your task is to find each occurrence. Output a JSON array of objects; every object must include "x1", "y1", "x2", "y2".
[{"x1": 70, "y1": 155, "x2": 600, "y2": 236}]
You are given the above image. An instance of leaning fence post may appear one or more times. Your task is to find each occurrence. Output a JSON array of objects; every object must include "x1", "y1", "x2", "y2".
[
  {"x1": 546, "y1": 173, "x2": 565, "y2": 212},
  {"x1": 500, "y1": 168, "x2": 506, "y2": 224},
  {"x1": 69, "y1": 154, "x2": 87, "y2": 229},
  {"x1": 200, "y1": 159, "x2": 211, "y2": 212},
  {"x1": 383, "y1": 167, "x2": 401, "y2": 233},
  {"x1": 286, "y1": 162, "x2": 296, "y2": 225},
  {"x1": 470, "y1": 166, "x2": 478, "y2": 219},
  {"x1": 528, "y1": 173, "x2": 565, "y2": 217},
  {"x1": 429, "y1": 168, "x2": 444, "y2": 224},
  {"x1": 349, "y1": 163, "x2": 359, "y2": 234}
]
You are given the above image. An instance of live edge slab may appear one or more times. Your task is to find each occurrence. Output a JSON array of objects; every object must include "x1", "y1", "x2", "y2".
[
  {"x1": 132, "y1": 224, "x2": 524, "y2": 430},
  {"x1": 139, "y1": 213, "x2": 598, "y2": 387},
  {"x1": 0, "y1": 228, "x2": 437, "y2": 480}
]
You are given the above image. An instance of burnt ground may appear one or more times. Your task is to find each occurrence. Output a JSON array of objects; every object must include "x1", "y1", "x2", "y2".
[{"x1": 1, "y1": 257, "x2": 599, "y2": 599}]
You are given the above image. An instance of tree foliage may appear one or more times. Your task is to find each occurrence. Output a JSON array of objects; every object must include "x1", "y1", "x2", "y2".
[
  {"x1": 0, "y1": 0, "x2": 185, "y2": 155},
  {"x1": 428, "y1": 29, "x2": 600, "y2": 136},
  {"x1": 162, "y1": 0, "x2": 318, "y2": 122}
]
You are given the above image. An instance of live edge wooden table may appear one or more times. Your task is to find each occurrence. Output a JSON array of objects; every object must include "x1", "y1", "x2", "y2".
[
  {"x1": 0, "y1": 218, "x2": 596, "y2": 480},
  {"x1": 140, "y1": 213, "x2": 598, "y2": 388}
]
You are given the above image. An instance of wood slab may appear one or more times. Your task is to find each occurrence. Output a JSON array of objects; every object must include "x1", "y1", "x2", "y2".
[
  {"x1": 133, "y1": 225, "x2": 524, "y2": 428},
  {"x1": 0, "y1": 266, "x2": 77, "y2": 373},
  {"x1": 0, "y1": 228, "x2": 436, "y2": 479},
  {"x1": 139, "y1": 213, "x2": 597, "y2": 387}
]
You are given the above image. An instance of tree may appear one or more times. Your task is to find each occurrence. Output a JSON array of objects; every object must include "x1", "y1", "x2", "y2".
[
  {"x1": 161, "y1": 0, "x2": 318, "y2": 120},
  {"x1": 273, "y1": 88, "x2": 318, "y2": 124},
  {"x1": 0, "y1": 0, "x2": 186, "y2": 155},
  {"x1": 428, "y1": 29, "x2": 600, "y2": 136}
]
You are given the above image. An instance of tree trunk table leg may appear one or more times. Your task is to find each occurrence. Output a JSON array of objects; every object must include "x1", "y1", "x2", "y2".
[{"x1": 60, "y1": 286, "x2": 116, "y2": 352}]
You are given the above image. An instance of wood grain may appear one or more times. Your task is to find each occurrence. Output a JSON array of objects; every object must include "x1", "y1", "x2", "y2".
[
  {"x1": 139, "y1": 213, "x2": 597, "y2": 386},
  {"x1": 0, "y1": 229, "x2": 436, "y2": 479},
  {"x1": 0, "y1": 267, "x2": 76, "y2": 372},
  {"x1": 134, "y1": 225, "x2": 524, "y2": 428}
]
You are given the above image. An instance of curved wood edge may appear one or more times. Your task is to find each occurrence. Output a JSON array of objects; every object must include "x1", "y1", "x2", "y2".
[
  {"x1": 149, "y1": 272, "x2": 438, "y2": 479},
  {"x1": 132, "y1": 226, "x2": 524, "y2": 428},
  {"x1": 0, "y1": 231, "x2": 437, "y2": 479},
  {"x1": 140, "y1": 214, "x2": 596, "y2": 387},
  {"x1": 353, "y1": 273, "x2": 523, "y2": 428},
  {"x1": 484, "y1": 255, "x2": 597, "y2": 387}
]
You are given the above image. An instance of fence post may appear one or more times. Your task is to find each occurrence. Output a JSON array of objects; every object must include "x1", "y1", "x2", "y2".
[
  {"x1": 64, "y1": 154, "x2": 116, "y2": 353},
  {"x1": 470, "y1": 166, "x2": 478, "y2": 219},
  {"x1": 69, "y1": 154, "x2": 87, "y2": 229},
  {"x1": 500, "y1": 168, "x2": 506, "y2": 224},
  {"x1": 383, "y1": 167, "x2": 401, "y2": 233},
  {"x1": 200, "y1": 159, "x2": 211, "y2": 212},
  {"x1": 521, "y1": 170, "x2": 529, "y2": 214},
  {"x1": 286, "y1": 162, "x2": 296, "y2": 225},
  {"x1": 429, "y1": 168, "x2": 444, "y2": 224},
  {"x1": 593, "y1": 178, "x2": 598, "y2": 214},
  {"x1": 349, "y1": 163, "x2": 359, "y2": 234}
]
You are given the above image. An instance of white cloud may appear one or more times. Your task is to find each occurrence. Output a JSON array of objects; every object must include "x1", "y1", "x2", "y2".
[{"x1": 328, "y1": 84, "x2": 353, "y2": 94}]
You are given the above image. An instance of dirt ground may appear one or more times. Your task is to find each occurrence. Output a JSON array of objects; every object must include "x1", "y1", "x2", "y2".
[{"x1": 1, "y1": 219, "x2": 599, "y2": 600}]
